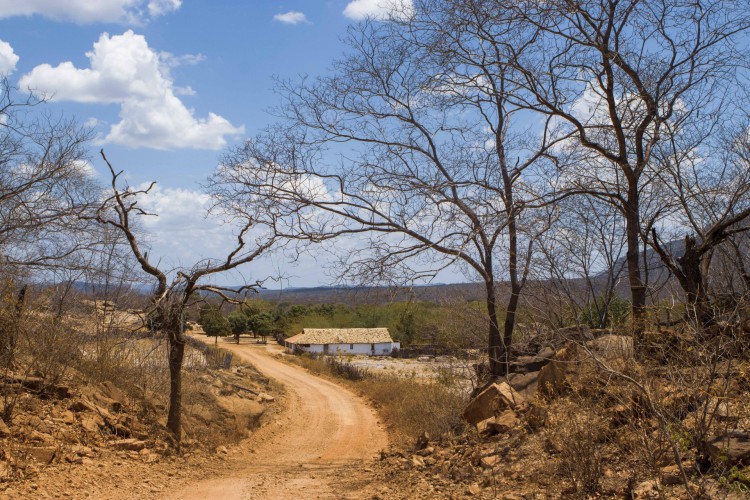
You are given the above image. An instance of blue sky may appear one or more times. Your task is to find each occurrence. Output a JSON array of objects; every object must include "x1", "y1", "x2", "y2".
[{"x1": 0, "y1": 0, "x2": 434, "y2": 288}]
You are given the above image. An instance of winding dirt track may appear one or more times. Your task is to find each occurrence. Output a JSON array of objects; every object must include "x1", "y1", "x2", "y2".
[{"x1": 164, "y1": 339, "x2": 388, "y2": 499}]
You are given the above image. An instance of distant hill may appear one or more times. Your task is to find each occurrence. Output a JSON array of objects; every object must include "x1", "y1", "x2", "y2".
[
  {"x1": 255, "y1": 282, "x2": 486, "y2": 305},
  {"x1": 62, "y1": 237, "x2": 701, "y2": 307}
]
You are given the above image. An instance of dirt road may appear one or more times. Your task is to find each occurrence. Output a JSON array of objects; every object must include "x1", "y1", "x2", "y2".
[{"x1": 164, "y1": 339, "x2": 388, "y2": 499}]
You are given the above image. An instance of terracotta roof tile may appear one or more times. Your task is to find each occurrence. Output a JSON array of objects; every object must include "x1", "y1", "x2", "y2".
[{"x1": 286, "y1": 328, "x2": 393, "y2": 345}]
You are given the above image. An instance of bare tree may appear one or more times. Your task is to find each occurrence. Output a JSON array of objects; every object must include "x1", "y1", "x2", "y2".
[
  {"x1": 210, "y1": 3, "x2": 572, "y2": 375},
  {"x1": 535, "y1": 194, "x2": 627, "y2": 328},
  {"x1": 503, "y1": 0, "x2": 750, "y2": 334},
  {"x1": 92, "y1": 151, "x2": 278, "y2": 444},
  {"x1": 648, "y1": 118, "x2": 750, "y2": 325},
  {"x1": 0, "y1": 79, "x2": 100, "y2": 367},
  {"x1": 0, "y1": 79, "x2": 97, "y2": 271}
]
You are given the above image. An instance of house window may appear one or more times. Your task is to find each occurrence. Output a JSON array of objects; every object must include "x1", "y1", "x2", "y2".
[{"x1": 350, "y1": 344, "x2": 354, "y2": 349}]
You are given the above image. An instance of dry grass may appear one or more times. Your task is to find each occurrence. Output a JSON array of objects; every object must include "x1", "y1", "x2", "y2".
[{"x1": 0, "y1": 286, "x2": 273, "y2": 455}]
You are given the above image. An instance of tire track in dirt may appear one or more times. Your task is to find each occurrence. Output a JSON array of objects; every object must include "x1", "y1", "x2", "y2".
[{"x1": 163, "y1": 339, "x2": 388, "y2": 499}]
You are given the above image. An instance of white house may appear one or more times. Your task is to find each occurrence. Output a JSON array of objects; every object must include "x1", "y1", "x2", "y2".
[{"x1": 284, "y1": 328, "x2": 400, "y2": 356}]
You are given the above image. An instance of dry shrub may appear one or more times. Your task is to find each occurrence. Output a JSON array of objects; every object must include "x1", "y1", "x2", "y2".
[
  {"x1": 547, "y1": 402, "x2": 608, "y2": 495},
  {"x1": 0, "y1": 287, "x2": 88, "y2": 421},
  {"x1": 357, "y1": 377, "x2": 468, "y2": 443}
]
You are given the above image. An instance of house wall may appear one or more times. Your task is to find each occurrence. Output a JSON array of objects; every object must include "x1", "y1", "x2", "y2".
[{"x1": 287, "y1": 341, "x2": 400, "y2": 356}]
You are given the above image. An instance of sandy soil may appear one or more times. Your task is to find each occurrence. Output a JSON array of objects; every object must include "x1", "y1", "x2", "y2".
[{"x1": 162, "y1": 338, "x2": 389, "y2": 499}]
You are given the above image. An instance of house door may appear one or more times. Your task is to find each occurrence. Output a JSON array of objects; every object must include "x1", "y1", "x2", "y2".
[{"x1": 323, "y1": 344, "x2": 329, "y2": 354}]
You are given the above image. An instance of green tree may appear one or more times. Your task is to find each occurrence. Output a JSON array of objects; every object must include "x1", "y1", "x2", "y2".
[
  {"x1": 395, "y1": 310, "x2": 417, "y2": 345},
  {"x1": 247, "y1": 311, "x2": 275, "y2": 337},
  {"x1": 227, "y1": 309, "x2": 248, "y2": 343},
  {"x1": 199, "y1": 305, "x2": 231, "y2": 344}
]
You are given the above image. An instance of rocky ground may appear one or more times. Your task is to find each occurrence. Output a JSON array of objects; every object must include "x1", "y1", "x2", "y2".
[
  {"x1": 1, "y1": 320, "x2": 748, "y2": 499},
  {"x1": 0, "y1": 357, "x2": 279, "y2": 499},
  {"x1": 366, "y1": 327, "x2": 750, "y2": 499}
]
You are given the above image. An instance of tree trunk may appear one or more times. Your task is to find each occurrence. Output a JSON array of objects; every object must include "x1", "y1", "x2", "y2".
[
  {"x1": 502, "y1": 285, "x2": 520, "y2": 367},
  {"x1": 485, "y1": 279, "x2": 504, "y2": 376},
  {"x1": 677, "y1": 236, "x2": 713, "y2": 327},
  {"x1": 624, "y1": 191, "x2": 646, "y2": 338},
  {"x1": 501, "y1": 208, "x2": 521, "y2": 374},
  {"x1": 166, "y1": 329, "x2": 185, "y2": 445}
]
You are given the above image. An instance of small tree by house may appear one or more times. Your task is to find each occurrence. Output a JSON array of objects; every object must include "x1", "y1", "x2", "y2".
[
  {"x1": 199, "y1": 304, "x2": 231, "y2": 345},
  {"x1": 247, "y1": 311, "x2": 275, "y2": 341},
  {"x1": 227, "y1": 309, "x2": 248, "y2": 343}
]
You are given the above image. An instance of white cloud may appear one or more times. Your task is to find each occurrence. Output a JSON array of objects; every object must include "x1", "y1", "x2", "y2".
[
  {"x1": 147, "y1": 0, "x2": 181, "y2": 17},
  {"x1": 273, "y1": 11, "x2": 309, "y2": 25},
  {"x1": 0, "y1": 0, "x2": 180, "y2": 24},
  {"x1": 159, "y1": 51, "x2": 205, "y2": 70},
  {"x1": 343, "y1": 0, "x2": 413, "y2": 20},
  {"x1": 135, "y1": 184, "x2": 237, "y2": 264},
  {"x1": 20, "y1": 31, "x2": 244, "y2": 150},
  {"x1": 84, "y1": 117, "x2": 101, "y2": 128},
  {"x1": 0, "y1": 39, "x2": 18, "y2": 75}
]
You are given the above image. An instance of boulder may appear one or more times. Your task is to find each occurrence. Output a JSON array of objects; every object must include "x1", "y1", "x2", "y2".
[
  {"x1": 111, "y1": 438, "x2": 147, "y2": 452},
  {"x1": 48, "y1": 385, "x2": 72, "y2": 399},
  {"x1": 110, "y1": 422, "x2": 131, "y2": 437},
  {"x1": 466, "y1": 483, "x2": 482, "y2": 496},
  {"x1": 508, "y1": 355, "x2": 549, "y2": 374},
  {"x1": 708, "y1": 399, "x2": 737, "y2": 422},
  {"x1": 538, "y1": 335, "x2": 634, "y2": 398},
  {"x1": 537, "y1": 343, "x2": 585, "y2": 397},
  {"x1": 19, "y1": 415, "x2": 51, "y2": 434},
  {"x1": 486, "y1": 410, "x2": 518, "y2": 434},
  {"x1": 25, "y1": 446, "x2": 57, "y2": 464},
  {"x1": 462, "y1": 382, "x2": 523, "y2": 426},
  {"x1": 507, "y1": 371, "x2": 539, "y2": 401},
  {"x1": 416, "y1": 446, "x2": 434, "y2": 457},
  {"x1": 28, "y1": 430, "x2": 55, "y2": 445},
  {"x1": 100, "y1": 381, "x2": 127, "y2": 406},
  {"x1": 585, "y1": 334, "x2": 634, "y2": 361},
  {"x1": 81, "y1": 386, "x2": 120, "y2": 414},
  {"x1": 71, "y1": 445, "x2": 94, "y2": 457},
  {"x1": 537, "y1": 346, "x2": 555, "y2": 360},
  {"x1": 557, "y1": 325, "x2": 594, "y2": 342},
  {"x1": 80, "y1": 414, "x2": 105, "y2": 434},
  {"x1": 60, "y1": 410, "x2": 76, "y2": 425},
  {"x1": 69, "y1": 400, "x2": 98, "y2": 413},
  {"x1": 704, "y1": 430, "x2": 750, "y2": 466}
]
